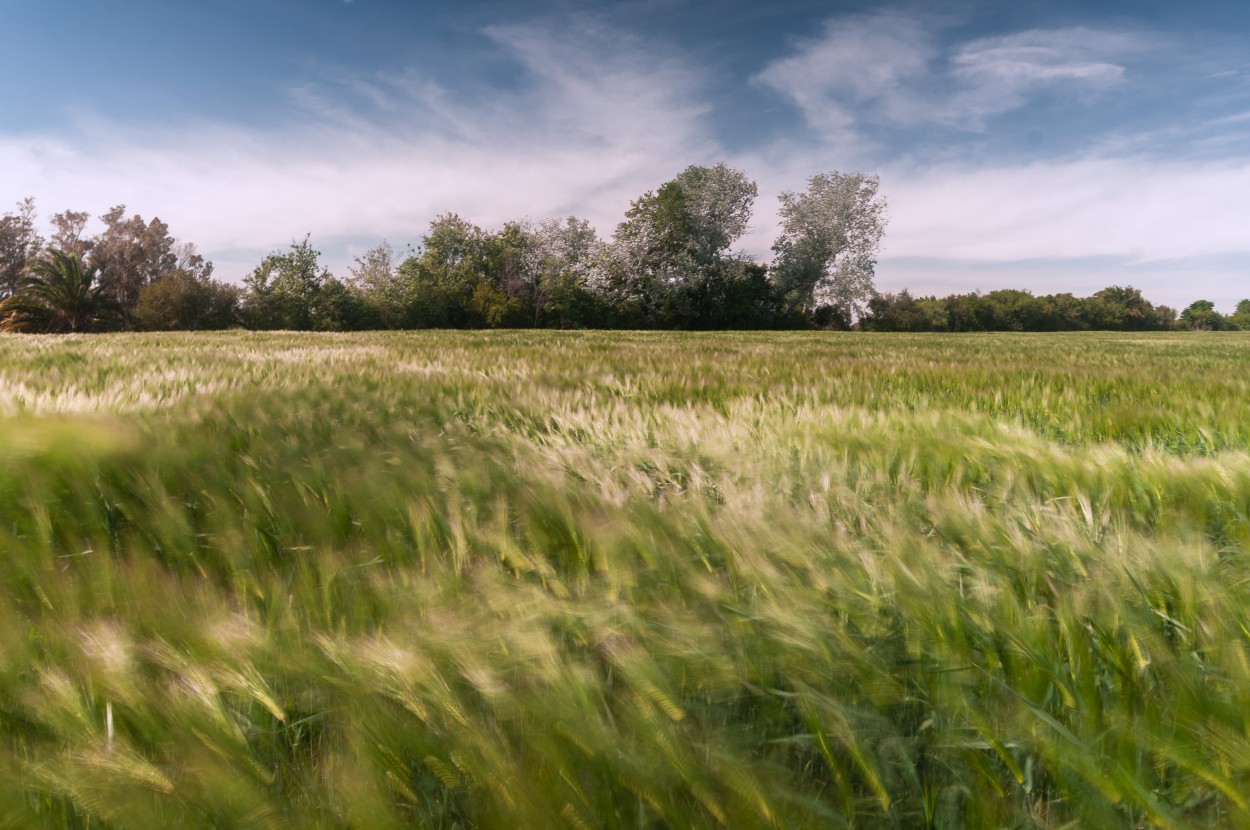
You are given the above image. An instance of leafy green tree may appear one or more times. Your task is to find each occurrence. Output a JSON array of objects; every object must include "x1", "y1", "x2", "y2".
[
  {"x1": 314, "y1": 275, "x2": 372, "y2": 331},
  {"x1": 243, "y1": 236, "x2": 341, "y2": 330},
  {"x1": 811, "y1": 302, "x2": 854, "y2": 330},
  {"x1": 1227, "y1": 299, "x2": 1250, "y2": 330},
  {"x1": 694, "y1": 260, "x2": 780, "y2": 329},
  {"x1": 393, "y1": 214, "x2": 507, "y2": 328},
  {"x1": 943, "y1": 293, "x2": 980, "y2": 332},
  {"x1": 0, "y1": 248, "x2": 123, "y2": 333},
  {"x1": 1033, "y1": 293, "x2": 1088, "y2": 331},
  {"x1": 1086, "y1": 285, "x2": 1167, "y2": 331},
  {"x1": 395, "y1": 215, "x2": 478, "y2": 328},
  {"x1": 598, "y1": 163, "x2": 763, "y2": 327},
  {"x1": 131, "y1": 270, "x2": 240, "y2": 331},
  {"x1": 472, "y1": 222, "x2": 532, "y2": 327},
  {"x1": 770, "y1": 171, "x2": 887, "y2": 318},
  {"x1": 863, "y1": 289, "x2": 957, "y2": 332},
  {"x1": 1179, "y1": 299, "x2": 1228, "y2": 331},
  {"x1": 349, "y1": 242, "x2": 408, "y2": 328},
  {"x1": 525, "y1": 217, "x2": 603, "y2": 328}
]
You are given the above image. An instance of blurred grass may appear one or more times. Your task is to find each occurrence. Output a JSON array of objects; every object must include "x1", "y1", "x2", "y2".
[{"x1": 1, "y1": 330, "x2": 1250, "y2": 826}]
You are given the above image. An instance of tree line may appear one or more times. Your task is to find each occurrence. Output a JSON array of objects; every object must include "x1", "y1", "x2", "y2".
[
  {"x1": 0, "y1": 166, "x2": 1242, "y2": 333},
  {"x1": 858, "y1": 288, "x2": 1250, "y2": 332}
]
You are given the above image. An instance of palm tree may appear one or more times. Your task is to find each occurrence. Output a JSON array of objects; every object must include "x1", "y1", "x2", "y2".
[{"x1": 0, "y1": 248, "x2": 123, "y2": 333}]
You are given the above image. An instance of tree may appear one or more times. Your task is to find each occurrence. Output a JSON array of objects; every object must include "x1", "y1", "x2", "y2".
[
  {"x1": 131, "y1": 270, "x2": 240, "y2": 331},
  {"x1": 0, "y1": 197, "x2": 43, "y2": 298},
  {"x1": 598, "y1": 163, "x2": 762, "y2": 327},
  {"x1": 1227, "y1": 299, "x2": 1250, "y2": 331},
  {"x1": 170, "y1": 241, "x2": 215, "y2": 281},
  {"x1": 349, "y1": 241, "x2": 411, "y2": 329},
  {"x1": 48, "y1": 210, "x2": 92, "y2": 257},
  {"x1": 90, "y1": 205, "x2": 180, "y2": 312},
  {"x1": 770, "y1": 172, "x2": 887, "y2": 318},
  {"x1": 394, "y1": 214, "x2": 492, "y2": 328},
  {"x1": 811, "y1": 302, "x2": 854, "y2": 331},
  {"x1": 38, "y1": 205, "x2": 211, "y2": 316},
  {"x1": 862, "y1": 290, "x2": 927, "y2": 332},
  {"x1": 243, "y1": 236, "x2": 338, "y2": 330},
  {"x1": 349, "y1": 241, "x2": 398, "y2": 322},
  {"x1": 1088, "y1": 285, "x2": 1167, "y2": 331},
  {"x1": 661, "y1": 163, "x2": 757, "y2": 267},
  {"x1": 1033, "y1": 292, "x2": 1088, "y2": 331},
  {"x1": 0, "y1": 249, "x2": 123, "y2": 333},
  {"x1": 1179, "y1": 299, "x2": 1227, "y2": 331},
  {"x1": 471, "y1": 221, "x2": 532, "y2": 327},
  {"x1": 521, "y1": 216, "x2": 601, "y2": 327}
]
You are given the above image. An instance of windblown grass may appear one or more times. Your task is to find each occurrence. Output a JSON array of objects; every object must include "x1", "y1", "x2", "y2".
[{"x1": 2, "y1": 330, "x2": 1250, "y2": 827}]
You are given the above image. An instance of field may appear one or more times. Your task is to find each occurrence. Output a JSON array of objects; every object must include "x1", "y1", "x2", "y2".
[{"x1": 2, "y1": 330, "x2": 1250, "y2": 828}]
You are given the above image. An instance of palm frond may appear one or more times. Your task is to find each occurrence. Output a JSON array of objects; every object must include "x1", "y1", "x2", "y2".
[{"x1": 0, "y1": 248, "x2": 123, "y2": 333}]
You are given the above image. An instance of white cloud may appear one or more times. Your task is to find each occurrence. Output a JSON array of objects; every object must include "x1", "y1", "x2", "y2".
[
  {"x1": 2, "y1": 11, "x2": 1247, "y2": 311},
  {"x1": 870, "y1": 157, "x2": 1250, "y2": 309},
  {"x1": 0, "y1": 19, "x2": 715, "y2": 280},
  {"x1": 754, "y1": 16, "x2": 1142, "y2": 133},
  {"x1": 882, "y1": 158, "x2": 1250, "y2": 262},
  {"x1": 951, "y1": 27, "x2": 1138, "y2": 84},
  {"x1": 752, "y1": 13, "x2": 935, "y2": 139},
  {"x1": 946, "y1": 28, "x2": 1137, "y2": 123}
]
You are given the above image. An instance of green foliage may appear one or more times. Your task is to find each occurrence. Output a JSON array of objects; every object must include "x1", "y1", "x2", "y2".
[
  {"x1": 1227, "y1": 299, "x2": 1250, "y2": 331},
  {"x1": 0, "y1": 249, "x2": 124, "y2": 333},
  {"x1": 1181, "y1": 299, "x2": 1230, "y2": 331},
  {"x1": 1, "y1": 331, "x2": 1250, "y2": 826},
  {"x1": 131, "y1": 271, "x2": 240, "y2": 331},
  {"x1": 602, "y1": 164, "x2": 772, "y2": 328},
  {"x1": 390, "y1": 214, "x2": 494, "y2": 328},
  {"x1": 864, "y1": 285, "x2": 1177, "y2": 332},
  {"x1": 524, "y1": 216, "x2": 603, "y2": 328},
  {"x1": 770, "y1": 171, "x2": 887, "y2": 317},
  {"x1": 8, "y1": 182, "x2": 1247, "y2": 337},
  {"x1": 242, "y1": 236, "x2": 350, "y2": 330}
]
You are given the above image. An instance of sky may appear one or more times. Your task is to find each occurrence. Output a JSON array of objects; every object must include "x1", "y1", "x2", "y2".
[{"x1": 3, "y1": 0, "x2": 1250, "y2": 309}]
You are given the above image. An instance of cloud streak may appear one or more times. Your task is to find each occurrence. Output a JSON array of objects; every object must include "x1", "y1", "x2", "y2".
[
  {"x1": 1, "y1": 18, "x2": 716, "y2": 275},
  {"x1": 1, "y1": 9, "x2": 1248, "y2": 310},
  {"x1": 754, "y1": 15, "x2": 1142, "y2": 134}
]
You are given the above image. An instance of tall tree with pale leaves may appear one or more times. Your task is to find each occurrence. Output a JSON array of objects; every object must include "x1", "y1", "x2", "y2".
[
  {"x1": 770, "y1": 172, "x2": 887, "y2": 317},
  {"x1": 524, "y1": 216, "x2": 600, "y2": 327},
  {"x1": 599, "y1": 162, "x2": 760, "y2": 326}
]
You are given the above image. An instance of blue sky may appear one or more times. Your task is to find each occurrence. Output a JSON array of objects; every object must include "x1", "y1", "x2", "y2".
[{"x1": 4, "y1": 0, "x2": 1250, "y2": 308}]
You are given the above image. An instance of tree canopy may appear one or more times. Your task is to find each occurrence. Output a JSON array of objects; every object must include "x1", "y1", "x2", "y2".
[
  {"x1": 0, "y1": 249, "x2": 123, "y2": 333},
  {"x1": 771, "y1": 172, "x2": 887, "y2": 317},
  {"x1": 0, "y1": 173, "x2": 1244, "y2": 335}
]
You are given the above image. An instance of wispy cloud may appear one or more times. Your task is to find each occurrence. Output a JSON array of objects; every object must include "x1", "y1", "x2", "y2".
[
  {"x1": 1, "y1": 18, "x2": 716, "y2": 275},
  {"x1": 754, "y1": 15, "x2": 1143, "y2": 135},
  {"x1": 751, "y1": 12, "x2": 935, "y2": 141},
  {"x1": 945, "y1": 28, "x2": 1139, "y2": 123},
  {"x1": 3, "y1": 8, "x2": 1249, "y2": 309}
]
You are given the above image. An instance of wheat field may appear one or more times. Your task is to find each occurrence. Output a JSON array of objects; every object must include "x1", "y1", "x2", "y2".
[{"x1": 2, "y1": 330, "x2": 1250, "y2": 828}]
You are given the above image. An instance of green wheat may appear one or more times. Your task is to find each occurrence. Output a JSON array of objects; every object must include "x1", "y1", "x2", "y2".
[{"x1": 0, "y1": 330, "x2": 1248, "y2": 827}]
